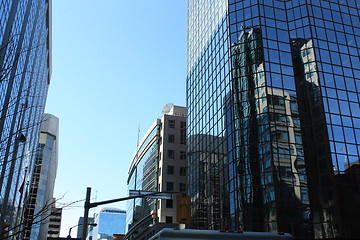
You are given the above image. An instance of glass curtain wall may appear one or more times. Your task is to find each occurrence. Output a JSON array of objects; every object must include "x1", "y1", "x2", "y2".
[
  {"x1": 0, "y1": 1, "x2": 51, "y2": 238},
  {"x1": 187, "y1": 0, "x2": 231, "y2": 231},
  {"x1": 126, "y1": 124, "x2": 160, "y2": 232},
  {"x1": 187, "y1": 0, "x2": 360, "y2": 239}
]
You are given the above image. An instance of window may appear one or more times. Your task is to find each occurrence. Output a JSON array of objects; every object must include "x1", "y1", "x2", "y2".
[
  {"x1": 180, "y1": 167, "x2": 186, "y2": 176},
  {"x1": 301, "y1": 188, "x2": 309, "y2": 202},
  {"x1": 169, "y1": 120, "x2": 175, "y2": 128},
  {"x1": 49, "y1": 218, "x2": 61, "y2": 222},
  {"x1": 166, "y1": 199, "x2": 173, "y2": 208},
  {"x1": 269, "y1": 95, "x2": 285, "y2": 106},
  {"x1": 168, "y1": 150, "x2": 175, "y2": 158},
  {"x1": 167, "y1": 165, "x2": 174, "y2": 175},
  {"x1": 295, "y1": 133, "x2": 303, "y2": 144},
  {"x1": 180, "y1": 151, "x2": 186, "y2": 160},
  {"x1": 179, "y1": 183, "x2": 186, "y2": 192},
  {"x1": 271, "y1": 131, "x2": 289, "y2": 141},
  {"x1": 166, "y1": 182, "x2": 174, "y2": 191},
  {"x1": 181, "y1": 121, "x2": 186, "y2": 129},
  {"x1": 168, "y1": 134, "x2": 175, "y2": 143},
  {"x1": 180, "y1": 129, "x2": 186, "y2": 144},
  {"x1": 165, "y1": 216, "x2": 173, "y2": 223}
]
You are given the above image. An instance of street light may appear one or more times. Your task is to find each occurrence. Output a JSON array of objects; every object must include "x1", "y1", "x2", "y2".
[{"x1": 67, "y1": 223, "x2": 97, "y2": 239}]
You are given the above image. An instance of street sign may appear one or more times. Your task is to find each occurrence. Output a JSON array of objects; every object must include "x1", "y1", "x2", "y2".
[{"x1": 129, "y1": 190, "x2": 174, "y2": 199}]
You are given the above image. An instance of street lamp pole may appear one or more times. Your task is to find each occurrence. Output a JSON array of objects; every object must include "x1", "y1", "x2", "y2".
[
  {"x1": 67, "y1": 225, "x2": 76, "y2": 239},
  {"x1": 68, "y1": 222, "x2": 97, "y2": 239}
]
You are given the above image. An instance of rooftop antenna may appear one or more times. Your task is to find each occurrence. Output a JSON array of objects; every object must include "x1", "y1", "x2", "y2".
[
  {"x1": 137, "y1": 124, "x2": 140, "y2": 149},
  {"x1": 135, "y1": 124, "x2": 141, "y2": 162},
  {"x1": 93, "y1": 190, "x2": 98, "y2": 217}
]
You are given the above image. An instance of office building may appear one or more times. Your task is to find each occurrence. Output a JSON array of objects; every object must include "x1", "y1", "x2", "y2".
[
  {"x1": 77, "y1": 217, "x2": 95, "y2": 239},
  {"x1": 126, "y1": 104, "x2": 187, "y2": 239},
  {"x1": 186, "y1": 0, "x2": 359, "y2": 239},
  {"x1": 0, "y1": 0, "x2": 52, "y2": 238},
  {"x1": 47, "y1": 206, "x2": 62, "y2": 239},
  {"x1": 90, "y1": 208, "x2": 126, "y2": 240},
  {"x1": 23, "y1": 114, "x2": 59, "y2": 239}
]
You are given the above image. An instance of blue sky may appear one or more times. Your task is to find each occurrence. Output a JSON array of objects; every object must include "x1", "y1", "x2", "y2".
[{"x1": 45, "y1": 1, "x2": 186, "y2": 237}]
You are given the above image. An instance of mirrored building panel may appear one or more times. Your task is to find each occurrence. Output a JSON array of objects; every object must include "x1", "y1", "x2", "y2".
[{"x1": 187, "y1": 0, "x2": 360, "y2": 239}]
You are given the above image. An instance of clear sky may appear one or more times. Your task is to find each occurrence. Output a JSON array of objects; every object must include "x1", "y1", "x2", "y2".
[{"x1": 45, "y1": 1, "x2": 186, "y2": 237}]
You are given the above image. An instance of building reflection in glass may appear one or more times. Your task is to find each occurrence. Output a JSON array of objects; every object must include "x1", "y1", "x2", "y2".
[
  {"x1": 291, "y1": 38, "x2": 339, "y2": 238},
  {"x1": 186, "y1": 1, "x2": 360, "y2": 239},
  {"x1": 230, "y1": 28, "x2": 311, "y2": 238},
  {"x1": 188, "y1": 134, "x2": 229, "y2": 230}
]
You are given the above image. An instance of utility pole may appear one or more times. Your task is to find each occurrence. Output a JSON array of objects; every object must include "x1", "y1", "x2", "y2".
[{"x1": 81, "y1": 187, "x2": 91, "y2": 240}]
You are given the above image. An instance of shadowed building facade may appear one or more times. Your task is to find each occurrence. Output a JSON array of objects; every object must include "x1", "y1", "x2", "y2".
[
  {"x1": 186, "y1": 0, "x2": 360, "y2": 239},
  {"x1": 0, "y1": 0, "x2": 52, "y2": 238}
]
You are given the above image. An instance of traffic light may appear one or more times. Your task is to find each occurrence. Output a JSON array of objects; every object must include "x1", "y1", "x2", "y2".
[{"x1": 176, "y1": 194, "x2": 191, "y2": 223}]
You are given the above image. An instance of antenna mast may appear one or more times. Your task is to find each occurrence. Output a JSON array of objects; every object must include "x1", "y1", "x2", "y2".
[{"x1": 137, "y1": 124, "x2": 140, "y2": 148}]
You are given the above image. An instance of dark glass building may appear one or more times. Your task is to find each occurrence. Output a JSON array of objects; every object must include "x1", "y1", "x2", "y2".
[
  {"x1": 0, "y1": 0, "x2": 52, "y2": 238},
  {"x1": 186, "y1": 0, "x2": 360, "y2": 239}
]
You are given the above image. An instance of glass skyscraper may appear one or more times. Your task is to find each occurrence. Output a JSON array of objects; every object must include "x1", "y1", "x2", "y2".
[
  {"x1": 0, "y1": 0, "x2": 52, "y2": 238},
  {"x1": 186, "y1": 0, "x2": 359, "y2": 239},
  {"x1": 90, "y1": 208, "x2": 126, "y2": 240},
  {"x1": 24, "y1": 113, "x2": 59, "y2": 240}
]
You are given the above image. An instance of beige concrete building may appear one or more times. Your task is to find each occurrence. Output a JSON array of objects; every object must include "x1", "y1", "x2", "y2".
[{"x1": 126, "y1": 104, "x2": 187, "y2": 239}]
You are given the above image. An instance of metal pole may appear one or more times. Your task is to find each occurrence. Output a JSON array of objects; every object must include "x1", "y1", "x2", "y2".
[
  {"x1": 81, "y1": 187, "x2": 91, "y2": 240},
  {"x1": 67, "y1": 227, "x2": 72, "y2": 239}
]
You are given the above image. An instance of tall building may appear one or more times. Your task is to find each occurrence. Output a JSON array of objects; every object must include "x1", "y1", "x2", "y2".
[
  {"x1": 77, "y1": 217, "x2": 95, "y2": 239},
  {"x1": 126, "y1": 104, "x2": 187, "y2": 239},
  {"x1": 46, "y1": 205, "x2": 62, "y2": 239},
  {"x1": 186, "y1": 1, "x2": 360, "y2": 239},
  {"x1": 24, "y1": 113, "x2": 59, "y2": 240},
  {"x1": 90, "y1": 208, "x2": 126, "y2": 240},
  {"x1": 0, "y1": 0, "x2": 52, "y2": 238}
]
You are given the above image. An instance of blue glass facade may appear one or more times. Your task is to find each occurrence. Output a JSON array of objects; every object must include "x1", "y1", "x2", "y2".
[
  {"x1": 0, "y1": 0, "x2": 51, "y2": 238},
  {"x1": 92, "y1": 208, "x2": 126, "y2": 240},
  {"x1": 25, "y1": 114, "x2": 58, "y2": 240},
  {"x1": 187, "y1": 0, "x2": 360, "y2": 239}
]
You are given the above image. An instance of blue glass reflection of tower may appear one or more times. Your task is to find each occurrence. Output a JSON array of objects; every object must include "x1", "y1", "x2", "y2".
[
  {"x1": 0, "y1": 0, "x2": 52, "y2": 238},
  {"x1": 186, "y1": 0, "x2": 360, "y2": 239}
]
